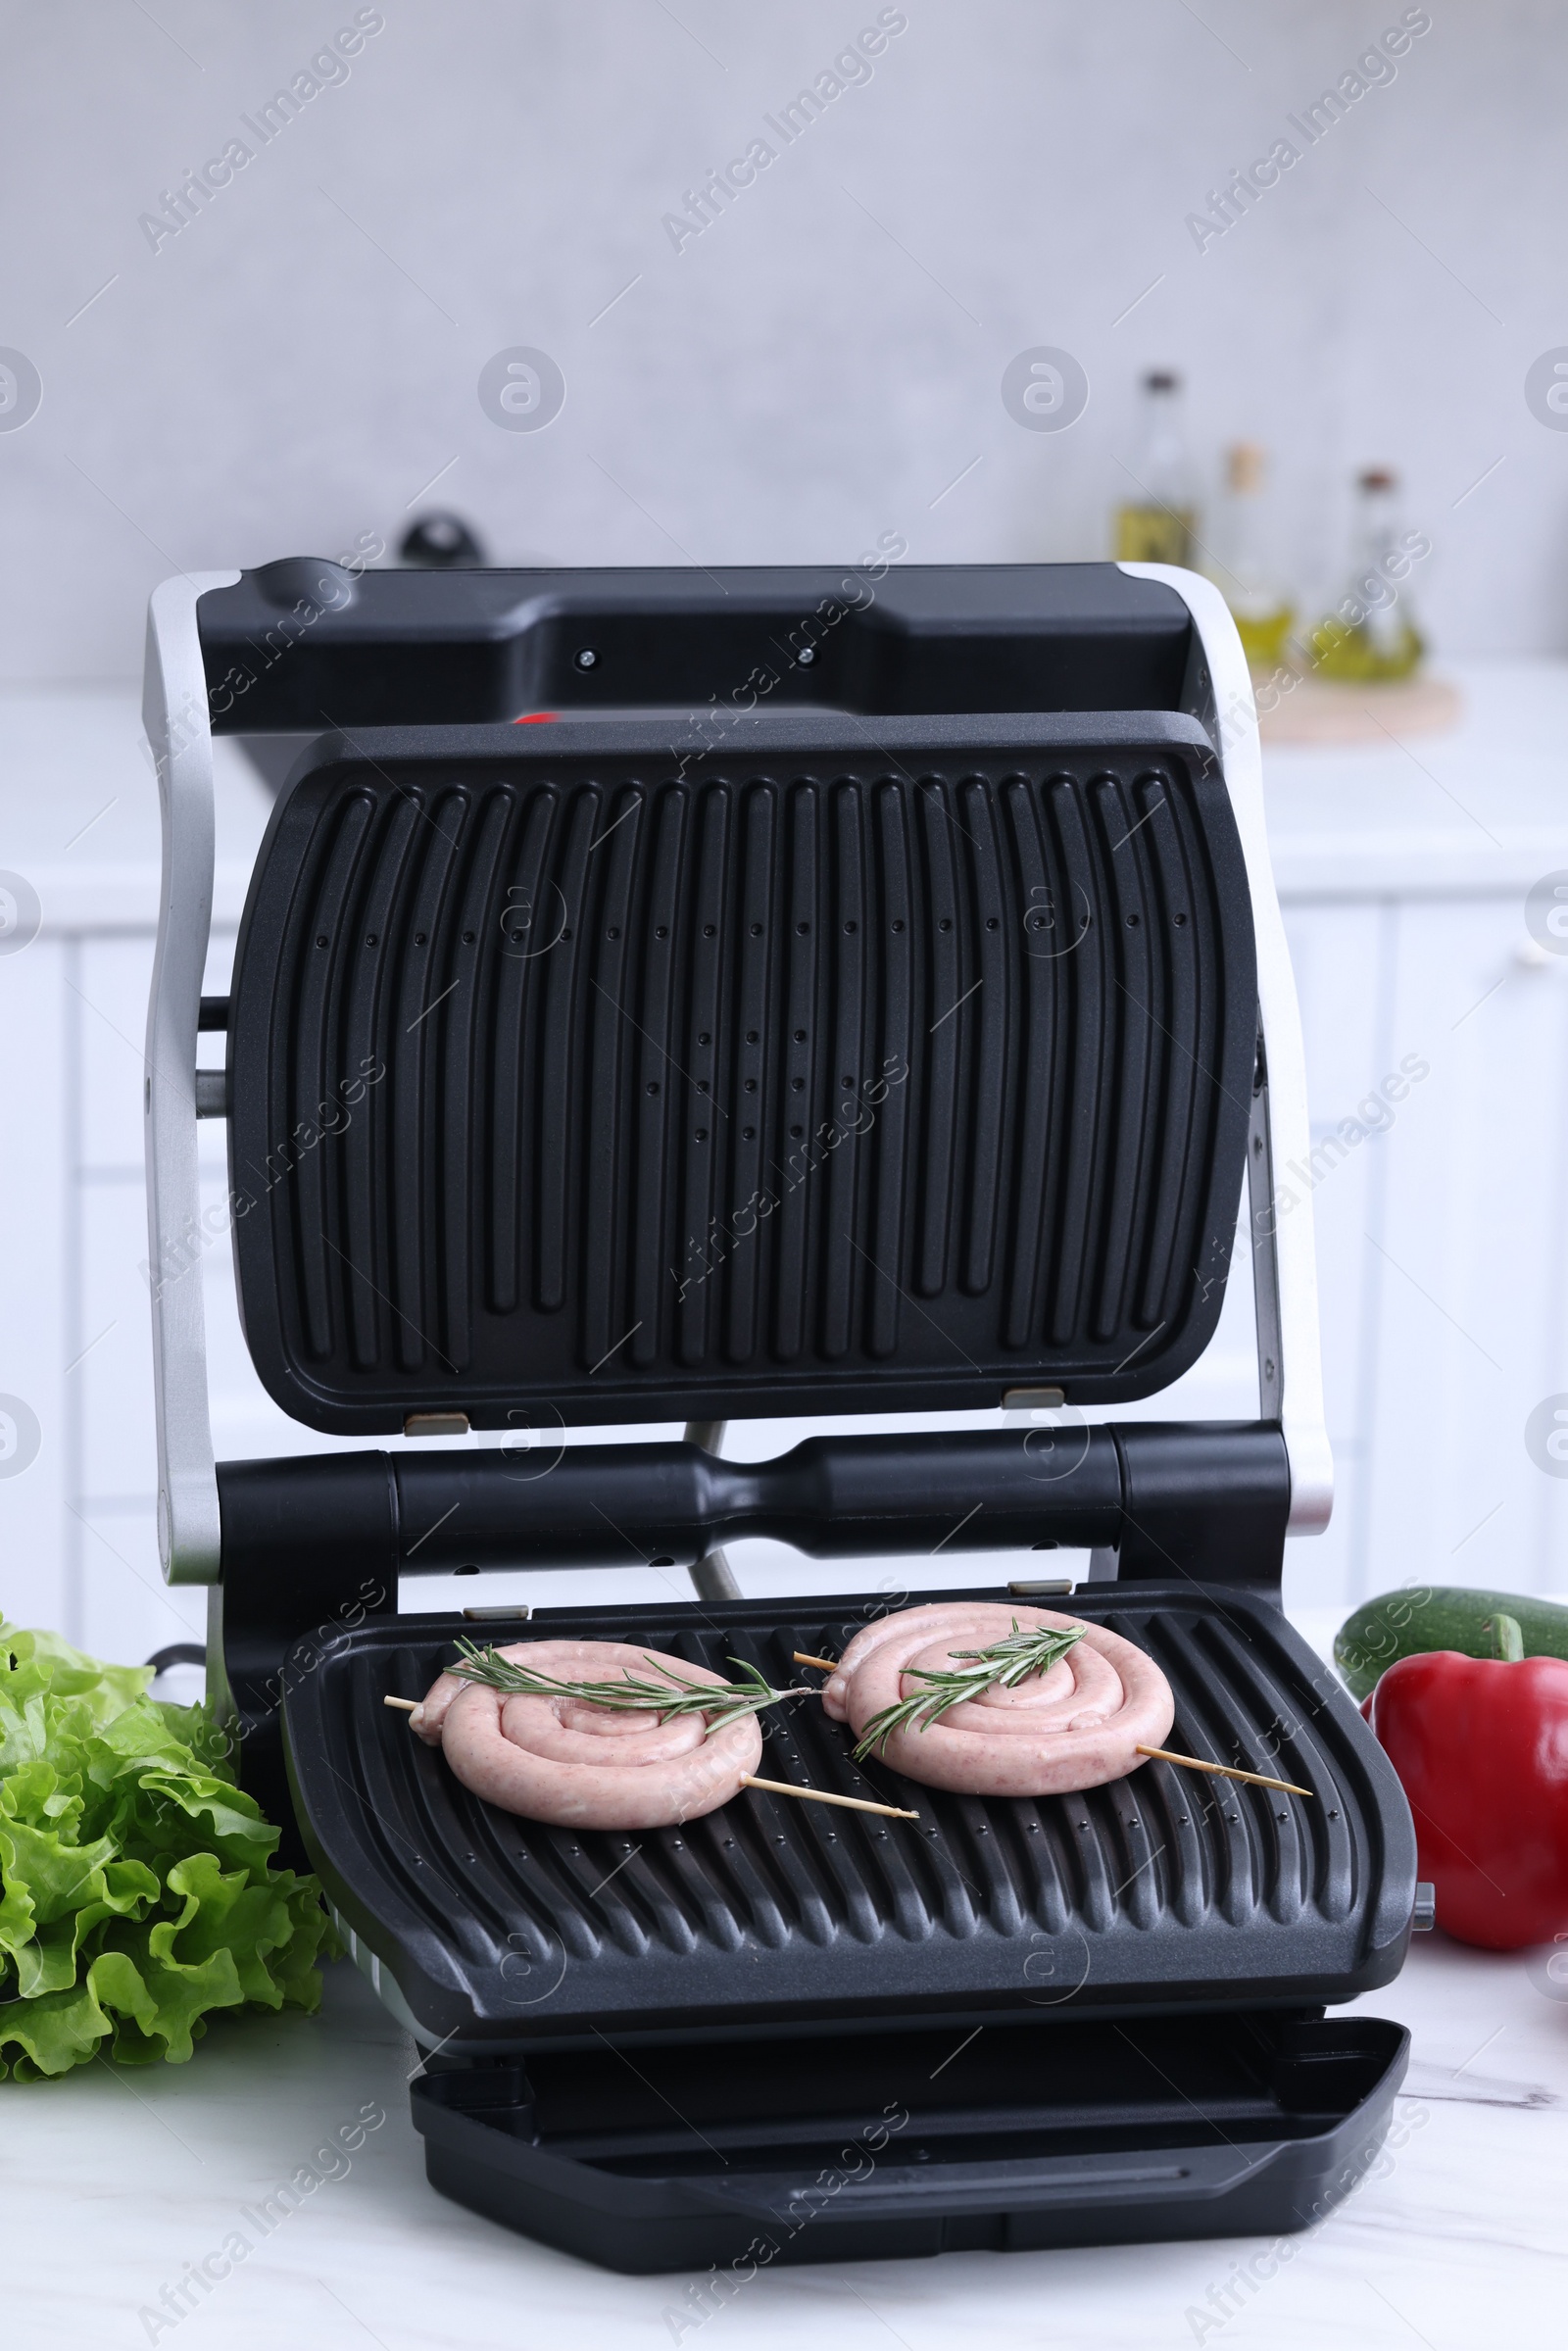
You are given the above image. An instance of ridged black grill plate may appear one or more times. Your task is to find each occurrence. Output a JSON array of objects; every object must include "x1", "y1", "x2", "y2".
[
  {"x1": 228, "y1": 712, "x2": 1254, "y2": 1430},
  {"x1": 283, "y1": 1587, "x2": 1415, "y2": 2048}
]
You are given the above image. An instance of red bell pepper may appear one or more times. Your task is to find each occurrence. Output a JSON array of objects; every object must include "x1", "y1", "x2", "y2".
[{"x1": 1365, "y1": 1615, "x2": 1568, "y2": 1950}]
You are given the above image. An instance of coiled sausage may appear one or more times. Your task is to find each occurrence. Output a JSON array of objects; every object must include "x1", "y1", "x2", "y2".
[
  {"x1": 412, "y1": 1639, "x2": 762, "y2": 1829},
  {"x1": 821, "y1": 1602, "x2": 1174, "y2": 1795}
]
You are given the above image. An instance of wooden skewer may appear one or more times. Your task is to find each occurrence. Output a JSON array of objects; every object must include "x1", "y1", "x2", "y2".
[
  {"x1": 391, "y1": 1691, "x2": 1302, "y2": 1803},
  {"x1": 740, "y1": 1773, "x2": 917, "y2": 1821},
  {"x1": 793, "y1": 1651, "x2": 840, "y2": 1673},
  {"x1": 1136, "y1": 1744, "x2": 1312, "y2": 1798},
  {"x1": 386, "y1": 1690, "x2": 913, "y2": 1820}
]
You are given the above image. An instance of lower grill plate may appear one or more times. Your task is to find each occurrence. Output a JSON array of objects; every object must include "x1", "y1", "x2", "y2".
[{"x1": 282, "y1": 1583, "x2": 1415, "y2": 2047}]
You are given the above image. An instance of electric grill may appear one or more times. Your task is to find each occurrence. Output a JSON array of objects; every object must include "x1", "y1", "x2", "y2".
[{"x1": 142, "y1": 557, "x2": 1421, "y2": 2272}]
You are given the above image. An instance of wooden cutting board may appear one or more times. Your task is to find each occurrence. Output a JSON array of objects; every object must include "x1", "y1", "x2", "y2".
[{"x1": 1256, "y1": 672, "x2": 1462, "y2": 745}]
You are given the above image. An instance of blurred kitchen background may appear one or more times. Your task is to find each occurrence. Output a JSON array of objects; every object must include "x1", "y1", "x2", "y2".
[{"x1": 4, "y1": 0, "x2": 1568, "y2": 1669}]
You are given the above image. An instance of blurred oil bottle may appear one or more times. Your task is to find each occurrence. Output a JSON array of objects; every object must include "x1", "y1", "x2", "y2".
[
  {"x1": 1309, "y1": 468, "x2": 1424, "y2": 682},
  {"x1": 1113, "y1": 371, "x2": 1196, "y2": 565},
  {"x1": 1210, "y1": 442, "x2": 1294, "y2": 670}
]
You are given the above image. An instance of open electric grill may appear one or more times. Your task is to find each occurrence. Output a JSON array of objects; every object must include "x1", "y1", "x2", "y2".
[{"x1": 142, "y1": 558, "x2": 1419, "y2": 2271}]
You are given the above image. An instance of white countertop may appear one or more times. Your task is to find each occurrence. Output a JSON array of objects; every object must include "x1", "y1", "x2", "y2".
[
  {"x1": 5, "y1": 659, "x2": 1568, "y2": 929},
  {"x1": 9, "y1": 1930, "x2": 1564, "y2": 2351},
  {"x1": 1259, "y1": 661, "x2": 1568, "y2": 898},
  {"x1": 0, "y1": 685, "x2": 274, "y2": 932},
  {"x1": 8, "y1": 1617, "x2": 1565, "y2": 2351}
]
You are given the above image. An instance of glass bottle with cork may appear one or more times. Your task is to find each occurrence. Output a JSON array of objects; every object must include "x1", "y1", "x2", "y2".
[
  {"x1": 1210, "y1": 441, "x2": 1294, "y2": 671},
  {"x1": 1114, "y1": 370, "x2": 1197, "y2": 566}
]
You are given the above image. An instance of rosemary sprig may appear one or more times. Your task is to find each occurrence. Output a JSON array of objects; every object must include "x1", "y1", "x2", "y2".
[
  {"x1": 853, "y1": 1619, "x2": 1089, "y2": 1761},
  {"x1": 448, "y1": 1641, "x2": 808, "y2": 1736}
]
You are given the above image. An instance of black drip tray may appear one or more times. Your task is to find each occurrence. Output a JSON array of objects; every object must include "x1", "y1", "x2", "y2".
[{"x1": 411, "y1": 2009, "x2": 1410, "y2": 2271}]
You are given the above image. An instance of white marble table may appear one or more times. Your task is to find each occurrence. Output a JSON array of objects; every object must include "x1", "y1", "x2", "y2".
[{"x1": 7, "y1": 1912, "x2": 1564, "y2": 2349}]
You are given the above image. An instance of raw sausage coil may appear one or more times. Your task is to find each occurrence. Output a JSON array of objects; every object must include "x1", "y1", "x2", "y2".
[
  {"x1": 820, "y1": 1602, "x2": 1174, "y2": 1796},
  {"x1": 412, "y1": 1640, "x2": 762, "y2": 1829}
]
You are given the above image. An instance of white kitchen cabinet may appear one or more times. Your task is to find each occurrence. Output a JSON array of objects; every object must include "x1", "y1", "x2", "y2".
[
  {"x1": 1365, "y1": 898, "x2": 1568, "y2": 1597},
  {"x1": 1272, "y1": 890, "x2": 1568, "y2": 1610},
  {"x1": 1265, "y1": 666, "x2": 1568, "y2": 1616},
  {"x1": 0, "y1": 928, "x2": 70, "y2": 1637},
  {"x1": 1273, "y1": 900, "x2": 1389, "y2": 1609},
  {"x1": 5, "y1": 666, "x2": 1568, "y2": 1667}
]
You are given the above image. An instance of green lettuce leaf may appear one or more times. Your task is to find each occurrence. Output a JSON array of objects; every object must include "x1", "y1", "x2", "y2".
[{"x1": 0, "y1": 1618, "x2": 337, "y2": 2080}]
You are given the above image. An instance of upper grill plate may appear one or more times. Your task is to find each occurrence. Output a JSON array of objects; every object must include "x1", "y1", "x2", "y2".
[{"x1": 228, "y1": 712, "x2": 1254, "y2": 1429}]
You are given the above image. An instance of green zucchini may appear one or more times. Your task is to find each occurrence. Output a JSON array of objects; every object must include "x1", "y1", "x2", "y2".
[{"x1": 1334, "y1": 1585, "x2": 1568, "y2": 1700}]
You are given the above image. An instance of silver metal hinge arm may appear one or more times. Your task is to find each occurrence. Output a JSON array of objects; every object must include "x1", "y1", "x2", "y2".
[
  {"x1": 142, "y1": 571, "x2": 239, "y2": 1584},
  {"x1": 1119, "y1": 563, "x2": 1334, "y2": 1537},
  {"x1": 1248, "y1": 1052, "x2": 1284, "y2": 1425}
]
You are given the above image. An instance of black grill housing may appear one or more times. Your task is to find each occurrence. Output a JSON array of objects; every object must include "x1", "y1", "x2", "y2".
[
  {"x1": 165, "y1": 559, "x2": 1411, "y2": 2273},
  {"x1": 226, "y1": 712, "x2": 1253, "y2": 1429}
]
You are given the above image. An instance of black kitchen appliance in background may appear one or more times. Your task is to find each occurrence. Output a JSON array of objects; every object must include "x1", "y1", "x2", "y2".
[{"x1": 140, "y1": 558, "x2": 1420, "y2": 2271}]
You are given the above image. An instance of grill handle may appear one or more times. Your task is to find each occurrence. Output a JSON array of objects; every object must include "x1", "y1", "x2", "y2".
[
  {"x1": 213, "y1": 1421, "x2": 1287, "y2": 1844},
  {"x1": 218, "y1": 1421, "x2": 1288, "y2": 1587}
]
